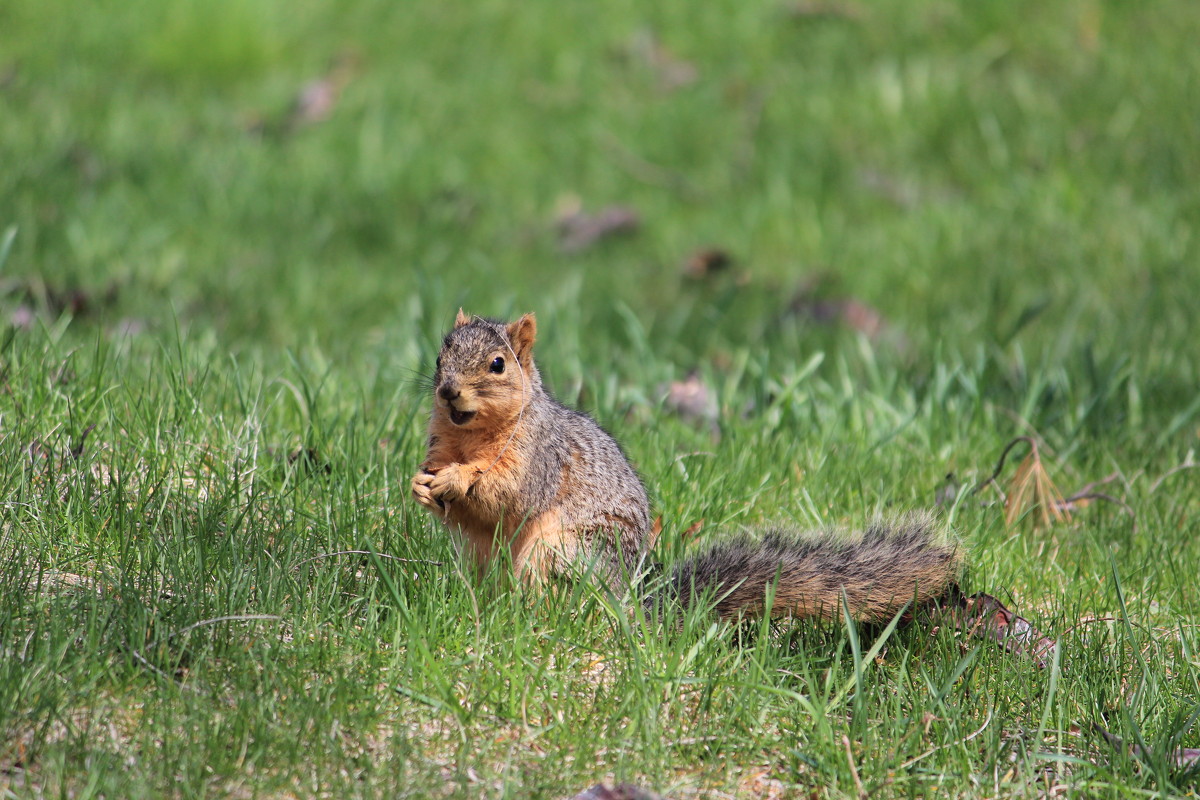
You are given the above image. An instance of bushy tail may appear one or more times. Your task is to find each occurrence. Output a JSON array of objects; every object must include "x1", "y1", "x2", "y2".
[{"x1": 654, "y1": 513, "x2": 962, "y2": 624}]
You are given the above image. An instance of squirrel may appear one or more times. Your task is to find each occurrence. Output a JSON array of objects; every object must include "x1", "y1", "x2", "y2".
[{"x1": 411, "y1": 310, "x2": 961, "y2": 624}]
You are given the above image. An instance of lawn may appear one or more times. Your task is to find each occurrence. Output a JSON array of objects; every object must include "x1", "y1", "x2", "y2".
[{"x1": 1, "y1": 0, "x2": 1198, "y2": 797}]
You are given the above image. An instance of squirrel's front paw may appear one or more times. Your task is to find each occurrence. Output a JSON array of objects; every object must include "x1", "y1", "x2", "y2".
[
  {"x1": 428, "y1": 463, "x2": 472, "y2": 503},
  {"x1": 411, "y1": 470, "x2": 446, "y2": 514}
]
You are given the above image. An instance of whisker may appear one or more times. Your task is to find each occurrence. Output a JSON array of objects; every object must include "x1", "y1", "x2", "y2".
[{"x1": 399, "y1": 365, "x2": 437, "y2": 396}]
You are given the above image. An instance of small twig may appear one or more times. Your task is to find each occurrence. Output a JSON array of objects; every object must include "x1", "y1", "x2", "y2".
[
  {"x1": 1062, "y1": 471, "x2": 1122, "y2": 499},
  {"x1": 672, "y1": 451, "x2": 716, "y2": 463},
  {"x1": 162, "y1": 614, "x2": 282, "y2": 642},
  {"x1": 69, "y1": 424, "x2": 97, "y2": 460},
  {"x1": 1050, "y1": 470, "x2": 1137, "y2": 530},
  {"x1": 972, "y1": 436, "x2": 1036, "y2": 499},
  {"x1": 1054, "y1": 491, "x2": 1137, "y2": 532},
  {"x1": 1149, "y1": 452, "x2": 1199, "y2": 494},
  {"x1": 842, "y1": 735, "x2": 867, "y2": 799},
  {"x1": 1092, "y1": 723, "x2": 1200, "y2": 772},
  {"x1": 128, "y1": 648, "x2": 200, "y2": 693},
  {"x1": 1056, "y1": 616, "x2": 1123, "y2": 640},
  {"x1": 1059, "y1": 490, "x2": 1121, "y2": 508},
  {"x1": 899, "y1": 707, "x2": 994, "y2": 769},
  {"x1": 292, "y1": 550, "x2": 443, "y2": 569}
]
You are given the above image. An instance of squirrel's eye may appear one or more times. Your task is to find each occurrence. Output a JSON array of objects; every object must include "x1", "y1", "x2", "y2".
[
  {"x1": 489, "y1": 356, "x2": 505, "y2": 374},
  {"x1": 435, "y1": 357, "x2": 441, "y2": 370}
]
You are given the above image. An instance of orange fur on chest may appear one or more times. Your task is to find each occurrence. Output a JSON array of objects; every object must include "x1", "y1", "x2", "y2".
[
  {"x1": 422, "y1": 407, "x2": 560, "y2": 578},
  {"x1": 424, "y1": 414, "x2": 527, "y2": 534},
  {"x1": 424, "y1": 416, "x2": 518, "y2": 471}
]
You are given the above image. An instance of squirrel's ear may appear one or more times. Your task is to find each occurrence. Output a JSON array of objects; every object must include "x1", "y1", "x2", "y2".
[
  {"x1": 506, "y1": 313, "x2": 537, "y2": 362},
  {"x1": 454, "y1": 308, "x2": 471, "y2": 328}
]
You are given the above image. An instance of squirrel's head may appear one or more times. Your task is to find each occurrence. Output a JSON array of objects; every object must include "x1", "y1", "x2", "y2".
[{"x1": 431, "y1": 309, "x2": 539, "y2": 429}]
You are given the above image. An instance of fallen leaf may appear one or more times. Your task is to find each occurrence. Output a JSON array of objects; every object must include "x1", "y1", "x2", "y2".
[
  {"x1": 10, "y1": 305, "x2": 35, "y2": 329},
  {"x1": 246, "y1": 52, "x2": 360, "y2": 137},
  {"x1": 4, "y1": 278, "x2": 120, "y2": 322},
  {"x1": 1003, "y1": 439, "x2": 1068, "y2": 529},
  {"x1": 568, "y1": 784, "x2": 666, "y2": 800},
  {"x1": 662, "y1": 372, "x2": 718, "y2": 426},
  {"x1": 975, "y1": 439, "x2": 1134, "y2": 531},
  {"x1": 295, "y1": 52, "x2": 358, "y2": 126},
  {"x1": 287, "y1": 446, "x2": 333, "y2": 476},
  {"x1": 788, "y1": 283, "x2": 887, "y2": 339},
  {"x1": 682, "y1": 247, "x2": 733, "y2": 279},
  {"x1": 555, "y1": 200, "x2": 640, "y2": 252},
  {"x1": 838, "y1": 298, "x2": 884, "y2": 339},
  {"x1": 1093, "y1": 724, "x2": 1200, "y2": 772}
]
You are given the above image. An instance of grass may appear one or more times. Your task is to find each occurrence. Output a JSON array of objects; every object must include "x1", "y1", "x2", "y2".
[{"x1": 2, "y1": 0, "x2": 1199, "y2": 796}]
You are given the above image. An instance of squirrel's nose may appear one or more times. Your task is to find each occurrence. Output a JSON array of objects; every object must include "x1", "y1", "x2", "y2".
[{"x1": 437, "y1": 383, "x2": 461, "y2": 402}]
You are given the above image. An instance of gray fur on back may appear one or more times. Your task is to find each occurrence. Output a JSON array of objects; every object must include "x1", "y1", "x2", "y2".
[{"x1": 519, "y1": 382, "x2": 652, "y2": 567}]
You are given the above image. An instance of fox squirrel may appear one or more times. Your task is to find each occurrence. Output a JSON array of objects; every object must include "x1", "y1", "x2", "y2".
[{"x1": 411, "y1": 310, "x2": 961, "y2": 623}]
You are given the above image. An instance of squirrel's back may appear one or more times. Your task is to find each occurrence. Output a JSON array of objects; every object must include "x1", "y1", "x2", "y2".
[{"x1": 525, "y1": 398, "x2": 651, "y2": 565}]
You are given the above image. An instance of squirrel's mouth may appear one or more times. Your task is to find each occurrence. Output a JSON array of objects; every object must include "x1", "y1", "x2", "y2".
[{"x1": 448, "y1": 408, "x2": 477, "y2": 426}]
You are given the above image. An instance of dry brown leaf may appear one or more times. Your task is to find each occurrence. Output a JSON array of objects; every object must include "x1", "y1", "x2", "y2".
[
  {"x1": 787, "y1": 278, "x2": 888, "y2": 340},
  {"x1": 555, "y1": 199, "x2": 640, "y2": 252},
  {"x1": 1003, "y1": 439, "x2": 1069, "y2": 529},
  {"x1": 288, "y1": 51, "x2": 359, "y2": 129},
  {"x1": 682, "y1": 247, "x2": 733, "y2": 280},
  {"x1": 838, "y1": 299, "x2": 884, "y2": 339},
  {"x1": 663, "y1": 372, "x2": 718, "y2": 425},
  {"x1": 649, "y1": 516, "x2": 663, "y2": 548},
  {"x1": 568, "y1": 783, "x2": 665, "y2": 800},
  {"x1": 1093, "y1": 724, "x2": 1200, "y2": 772},
  {"x1": 977, "y1": 440, "x2": 1134, "y2": 531}
]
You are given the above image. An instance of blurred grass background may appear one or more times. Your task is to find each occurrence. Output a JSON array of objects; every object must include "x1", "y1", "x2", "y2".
[{"x1": 4, "y1": 0, "x2": 1197, "y2": 366}]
